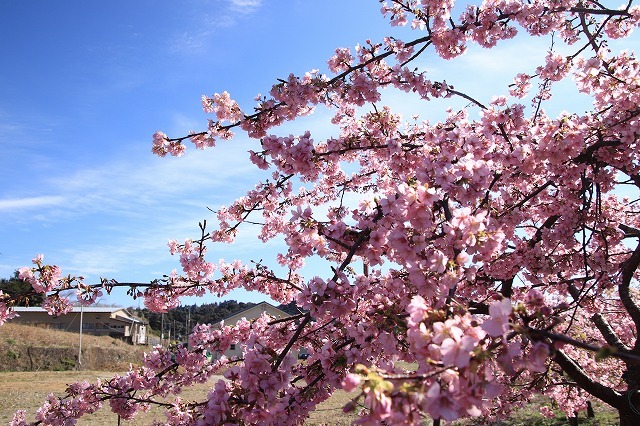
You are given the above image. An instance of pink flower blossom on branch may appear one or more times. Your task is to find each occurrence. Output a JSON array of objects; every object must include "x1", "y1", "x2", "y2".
[{"x1": 8, "y1": 0, "x2": 640, "y2": 424}]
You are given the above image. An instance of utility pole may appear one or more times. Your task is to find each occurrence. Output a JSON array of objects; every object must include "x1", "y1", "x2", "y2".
[
  {"x1": 78, "y1": 304, "x2": 83, "y2": 370},
  {"x1": 161, "y1": 313, "x2": 165, "y2": 348},
  {"x1": 185, "y1": 307, "x2": 190, "y2": 338}
]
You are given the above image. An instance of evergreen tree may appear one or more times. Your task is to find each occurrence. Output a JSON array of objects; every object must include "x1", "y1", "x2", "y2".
[
  {"x1": 0, "y1": 270, "x2": 43, "y2": 306},
  {"x1": 137, "y1": 301, "x2": 256, "y2": 336}
]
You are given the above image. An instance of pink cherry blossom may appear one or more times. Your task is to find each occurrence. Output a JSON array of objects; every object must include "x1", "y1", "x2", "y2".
[
  {"x1": 0, "y1": 295, "x2": 17, "y2": 326},
  {"x1": 7, "y1": 0, "x2": 640, "y2": 424},
  {"x1": 341, "y1": 373, "x2": 362, "y2": 392},
  {"x1": 482, "y1": 298, "x2": 513, "y2": 338}
]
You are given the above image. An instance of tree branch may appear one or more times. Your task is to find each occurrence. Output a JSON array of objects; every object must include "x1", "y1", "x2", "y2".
[
  {"x1": 591, "y1": 313, "x2": 631, "y2": 352},
  {"x1": 618, "y1": 240, "x2": 640, "y2": 351},
  {"x1": 273, "y1": 313, "x2": 311, "y2": 371},
  {"x1": 528, "y1": 327, "x2": 640, "y2": 363},
  {"x1": 553, "y1": 349, "x2": 624, "y2": 409}
]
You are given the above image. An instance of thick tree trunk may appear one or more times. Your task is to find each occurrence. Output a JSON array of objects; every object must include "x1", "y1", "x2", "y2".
[
  {"x1": 618, "y1": 409, "x2": 640, "y2": 426},
  {"x1": 619, "y1": 366, "x2": 640, "y2": 425}
]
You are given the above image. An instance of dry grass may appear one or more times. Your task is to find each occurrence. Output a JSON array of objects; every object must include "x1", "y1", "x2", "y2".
[
  {"x1": 0, "y1": 369, "x2": 622, "y2": 425},
  {"x1": 0, "y1": 322, "x2": 139, "y2": 349},
  {"x1": 0, "y1": 371, "x2": 118, "y2": 425},
  {"x1": 0, "y1": 323, "x2": 146, "y2": 371},
  {"x1": 0, "y1": 370, "x2": 221, "y2": 425},
  {"x1": 0, "y1": 326, "x2": 620, "y2": 425},
  {"x1": 306, "y1": 390, "x2": 359, "y2": 425},
  {"x1": 0, "y1": 370, "x2": 359, "y2": 425},
  {"x1": 0, "y1": 323, "x2": 360, "y2": 424}
]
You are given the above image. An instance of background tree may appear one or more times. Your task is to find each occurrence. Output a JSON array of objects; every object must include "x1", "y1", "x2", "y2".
[
  {"x1": 0, "y1": 270, "x2": 44, "y2": 307},
  {"x1": 5, "y1": 0, "x2": 640, "y2": 425},
  {"x1": 138, "y1": 301, "x2": 256, "y2": 338}
]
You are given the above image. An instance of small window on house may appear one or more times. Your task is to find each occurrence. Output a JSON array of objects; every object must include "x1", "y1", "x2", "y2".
[{"x1": 230, "y1": 344, "x2": 236, "y2": 350}]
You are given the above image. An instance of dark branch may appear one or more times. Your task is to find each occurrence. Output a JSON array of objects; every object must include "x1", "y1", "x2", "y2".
[
  {"x1": 591, "y1": 313, "x2": 631, "y2": 352},
  {"x1": 618, "y1": 240, "x2": 640, "y2": 351},
  {"x1": 553, "y1": 349, "x2": 623, "y2": 409}
]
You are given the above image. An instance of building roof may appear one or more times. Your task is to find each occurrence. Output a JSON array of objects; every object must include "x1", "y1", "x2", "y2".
[
  {"x1": 218, "y1": 301, "x2": 290, "y2": 324},
  {"x1": 13, "y1": 306, "x2": 147, "y2": 324},
  {"x1": 14, "y1": 307, "x2": 122, "y2": 313}
]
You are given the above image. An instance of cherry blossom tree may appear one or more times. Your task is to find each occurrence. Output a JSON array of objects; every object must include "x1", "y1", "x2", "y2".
[{"x1": 4, "y1": 0, "x2": 640, "y2": 424}]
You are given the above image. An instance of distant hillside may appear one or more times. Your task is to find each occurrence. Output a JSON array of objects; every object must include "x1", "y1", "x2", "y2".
[
  {"x1": 135, "y1": 300, "x2": 254, "y2": 340},
  {"x1": 0, "y1": 322, "x2": 146, "y2": 371}
]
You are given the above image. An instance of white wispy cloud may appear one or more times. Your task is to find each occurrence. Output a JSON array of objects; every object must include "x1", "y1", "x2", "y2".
[
  {"x1": 0, "y1": 121, "x2": 24, "y2": 138},
  {"x1": 0, "y1": 139, "x2": 264, "y2": 286},
  {"x1": 0, "y1": 196, "x2": 66, "y2": 212},
  {"x1": 229, "y1": 0, "x2": 262, "y2": 14},
  {"x1": 169, "y1": 0, "x2": 263, "y2": 53}
]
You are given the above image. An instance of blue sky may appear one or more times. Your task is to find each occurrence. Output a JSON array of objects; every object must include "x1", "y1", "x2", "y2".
[
  {"x1": 1, "y1": 1, "x2": 635, "y2": 308},
  {"x1": 0, "y1": 0, "x2": 400, "y2": 307}
]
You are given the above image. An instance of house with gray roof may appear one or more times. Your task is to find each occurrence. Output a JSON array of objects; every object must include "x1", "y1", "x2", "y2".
[{"x1": 12, "y1": 306, "x2": 148, "y2": 345}]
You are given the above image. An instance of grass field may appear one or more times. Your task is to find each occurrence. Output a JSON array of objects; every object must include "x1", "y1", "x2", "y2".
[
  {"x1": 0, "y1": 323, "x2": 358, "y2": 424},
  {"x1": 0, "y1": 324, "x2": 621, "y2": 425},
  {"x1": 0, "y1": 323, "x2": 147, "y2": 371},
  {"x1": 0, "y1": 323, "x2": 143, "y2": 352},
  {"x1": 0, "y1": 370, "x2": 360, "y2": 425},
  {"x1": 0, "y1": 369, "x2": 620, "y2": 425}
]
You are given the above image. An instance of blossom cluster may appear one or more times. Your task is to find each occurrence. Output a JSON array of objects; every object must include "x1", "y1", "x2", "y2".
[{"x1": 6, "y1": 0, "x2": 640, "y2": 424}]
